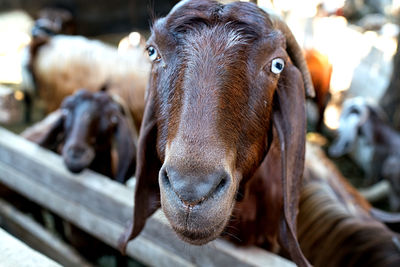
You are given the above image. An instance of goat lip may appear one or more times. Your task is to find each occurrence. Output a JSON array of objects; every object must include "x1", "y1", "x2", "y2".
[
  {"x1": 64, "y1": 159, "x2": 88, "y2": 173},
  {"x1": 171, "y1": 219, "x2": 227, "y2": 245},
  {"x1": 65, "y1": 164, "x2": 85, "y2": 173},
  {"x1": 159, "y1": 171, "x2": 236, "y2": 244},
  {"x1": 161, "y1": 189, "x2": 233, "y2": 245}
]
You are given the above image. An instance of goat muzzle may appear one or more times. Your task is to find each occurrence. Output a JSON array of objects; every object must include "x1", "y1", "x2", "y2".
[
  {"x1": 62, "y1": 143, "x2": 95, "y2": 173},
  {"x1": 159, "y1": 164, "x2": 235, "y2": 245}
]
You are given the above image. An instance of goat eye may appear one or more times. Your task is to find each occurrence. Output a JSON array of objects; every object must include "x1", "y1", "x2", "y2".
[
  {"x1": 148, "y1": 46, "x2": 160, "y2": 62},
  {"x1": 110, "y1": 115, "x2": 118, "y2": 125},
  {"x1": 271, "y1": 58, "x2": 285, "y2": 74}
]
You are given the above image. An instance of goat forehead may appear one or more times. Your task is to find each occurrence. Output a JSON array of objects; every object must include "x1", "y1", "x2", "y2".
[
  {"x1": 163, "y1": 26, "x2": 259, "y2": 163},
  {"x1": 183, "y1": 25, "x2": 253, "y2": 53},
  {"x1": 177, "y1": 27, "x2": 251, "y2": 108},
  {"x1": 70, "y1": 100, "x2": 100, "y2": 119}
]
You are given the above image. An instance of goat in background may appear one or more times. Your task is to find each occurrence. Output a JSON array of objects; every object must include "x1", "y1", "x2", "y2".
[
  {"x1": 21, "y1": 89, "x2": 137, "y2": 183},
  {"x1": 20, "y1": 89, "x2": 138, "y2": 263},
  {"x1": 300, "y1": 143, "x2": 400, "y2": 267},
  {"x1": 329, "y1": 97, "x2": 400, "y2": 210},
  {"x1": 21, "y1": 21, "x2": 149, "y2": 128},
  {"x1": 21, "y1": 6, "x2": 77, "y2": 122}
]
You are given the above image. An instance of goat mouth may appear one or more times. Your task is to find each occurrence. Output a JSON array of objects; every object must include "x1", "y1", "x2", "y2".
[
  {"x1": 64, "y1": 157, "x2": 92, "y2": 173},
  {"x1": 63, "y1": 149, "x2": 95, "y2": 173},
  {"x1": 164, "y1": 195, "x2": 233, "y2": 245},
  {"x1": 64, "y1": 161, "x2": 87, "y2": 173},
  {"x1": 172, "y1": 218, "x2": 228, "y2": 245},
  {"x1": 161, "y1": 193, "x2": 233, "y2": 245}
]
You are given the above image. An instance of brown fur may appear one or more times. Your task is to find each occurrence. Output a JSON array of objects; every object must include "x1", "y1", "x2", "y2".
[
  {"x1": 305, "y1": 48, "x2": 332, "y2": 131},
  {"x1": 300, "y1": 144, "x2": 400, "y2": 267},
  {"x1": 22, "y1": 89, "x2": 137, "y2": 183},
  {"x1": 119, "y1": 1, "x2": 313, "y2": 266}
]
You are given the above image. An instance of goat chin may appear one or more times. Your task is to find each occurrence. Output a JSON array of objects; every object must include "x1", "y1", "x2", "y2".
[
  {"x1": 64, "y1": 158, "x2": 93, "y2": 174},
  {"x1": 62, "y1": 149, "x2": 95, "y2": 174},
  {"x1": 160, "y1": 176, "x2": 236, "y2": 245}
]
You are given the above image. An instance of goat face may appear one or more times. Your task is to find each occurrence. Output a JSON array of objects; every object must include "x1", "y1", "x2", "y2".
[
  {"x1": 59, "y1": 90, "x2": 120, "y2": 173},
  {"x1": 120, "y1": 2, "x2": 313, "y2": 263},
  {"x1": 153, "y1": 12, "x2": 285, "y2": 245},
  {"x1": 152, "y1": 5, "x2": 299, "y2": 245},
  {"x1": 329, "y1": 98, "x2": 369, "y2": 157},
  {"x1": 36, "y1": 89, "x2": 136, "y2": 183}
]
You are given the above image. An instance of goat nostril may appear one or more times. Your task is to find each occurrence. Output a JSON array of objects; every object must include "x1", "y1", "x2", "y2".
[
  {"x1": 161, "y1": 168, "x2": 171, "y2": 187},
  {"x1": 215, "y1": 176, "x2": 227, "y2": 194},
  {"x1": 160, "y1": 167, "x2": 231, "y2": 205}
]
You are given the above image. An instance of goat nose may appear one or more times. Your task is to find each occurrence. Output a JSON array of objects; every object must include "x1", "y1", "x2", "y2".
[{"x1": 161, "y1": 166, "x2": 229, "y2": 205}]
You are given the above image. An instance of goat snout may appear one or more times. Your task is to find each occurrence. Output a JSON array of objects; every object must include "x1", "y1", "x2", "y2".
[
  {"x1": 161, "y1": 166, "x2": 229, "y2": 206},
  {"x1": 67, "y1": 145, "x2": 86, "y2": 159},
  {"x1": 62, "y1": 144, "x2": 95, "y2": 173},
  {"x1": 159, "y1": 164, "x2": 235, "y2": 245}
]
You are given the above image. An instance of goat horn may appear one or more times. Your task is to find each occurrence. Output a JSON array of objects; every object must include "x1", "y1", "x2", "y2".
[{"x1": 269, "y1": 15, "x2": 315, "y2": 98}]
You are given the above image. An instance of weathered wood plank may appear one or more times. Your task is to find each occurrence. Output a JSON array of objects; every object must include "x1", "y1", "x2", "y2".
[
  {"x1": 0, "y1": 127, "x2": 295, "y2": 267},
  {"x1": 0, "y1": 160, "x2": 192, "y2": 267},
  {"x1": 0, "y1": 227, "x2": 61, "y2": 267},
  {"x1": 0, "y1": 198, "x2": 92, "y2": 267}
]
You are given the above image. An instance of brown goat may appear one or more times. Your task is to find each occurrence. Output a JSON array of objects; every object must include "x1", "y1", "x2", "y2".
[
  {"x1": 21, "y1": 89, "x2": 137, "y2": 263},
  {"x1": 304, "y1": 48, "x2": 332, "y2": 131},
  {"x1": 300, "y1": 143, "x2": 400, "y2": 267},
  {"x1": 22, "y1": 89, "x2": 137, "y2": 183},
  {"x1": 119, "y1": 1, "x2": 315, "y2": 266}
]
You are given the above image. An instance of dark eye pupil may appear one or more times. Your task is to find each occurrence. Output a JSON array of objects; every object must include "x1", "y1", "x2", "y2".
[
  {"x1": 275, "y1": 62, "x2": 283, "y2": 70},
  {"x1": 148, "y1": 47, "x2": 155, "y2": 56}
]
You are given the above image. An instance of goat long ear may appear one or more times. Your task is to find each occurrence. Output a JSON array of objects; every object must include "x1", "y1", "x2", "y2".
[
  {"x1": 272, "y1": 63, "x2": 310, "y2": 267},
  {"x1": 118, "y1": 91, "x2": 161, "y2": 254},
  {"x1": 22, "y1": 110, "x2": 65, "y2": 151},
  {"x1": 113, "y1": 112, "x2": 137, "y2": 184}
]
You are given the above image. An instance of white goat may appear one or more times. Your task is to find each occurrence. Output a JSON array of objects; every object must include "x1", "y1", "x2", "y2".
[{"x1": 22, "y1": 33, "x2": 150, "y2": 129}]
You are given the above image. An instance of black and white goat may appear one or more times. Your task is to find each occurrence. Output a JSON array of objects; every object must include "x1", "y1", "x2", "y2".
[{"x1": 329, "y1": 97, "x2": 400, "y2": 210}]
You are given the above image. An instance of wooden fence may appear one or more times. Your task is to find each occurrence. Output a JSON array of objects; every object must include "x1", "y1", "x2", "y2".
[
  {"x1": 0, "y1": 227, "x2": 61, "y2": 267},
  {"x1": 0, "y1": 127, "x2": 295, "y2": 267}
]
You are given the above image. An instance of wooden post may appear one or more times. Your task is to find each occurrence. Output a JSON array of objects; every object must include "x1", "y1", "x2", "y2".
[{"x1": 0, "y1": 127, "x2": 295, "y2": 267}]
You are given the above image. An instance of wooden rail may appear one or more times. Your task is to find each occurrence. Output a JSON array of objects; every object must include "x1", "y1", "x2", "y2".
[
  {"x1": 0, "y1": 227, "x2": 61, "y2": 267},
  {"x1": 0, "y1": 127, "x2": 295, "y2": 267},
  {"x1": 0, "y1": 198, "x2": 92, "y2": 267}
]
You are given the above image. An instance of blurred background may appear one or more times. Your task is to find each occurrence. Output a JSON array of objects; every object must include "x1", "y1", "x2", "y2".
[
  {"x1": 1, "y1": 0, "x2": 400, "y2": 266},
  {"x1": 2, "y1": 0, "x2": 400, "y2": 130}
]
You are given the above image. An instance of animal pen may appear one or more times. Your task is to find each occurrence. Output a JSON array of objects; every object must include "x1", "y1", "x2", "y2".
[
  {"x1": 2, "y1": 0, "x2": 400, "y2": 266},
  {"x1": 0, "y1": 126, "x2": 295, "y2": 267}
]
